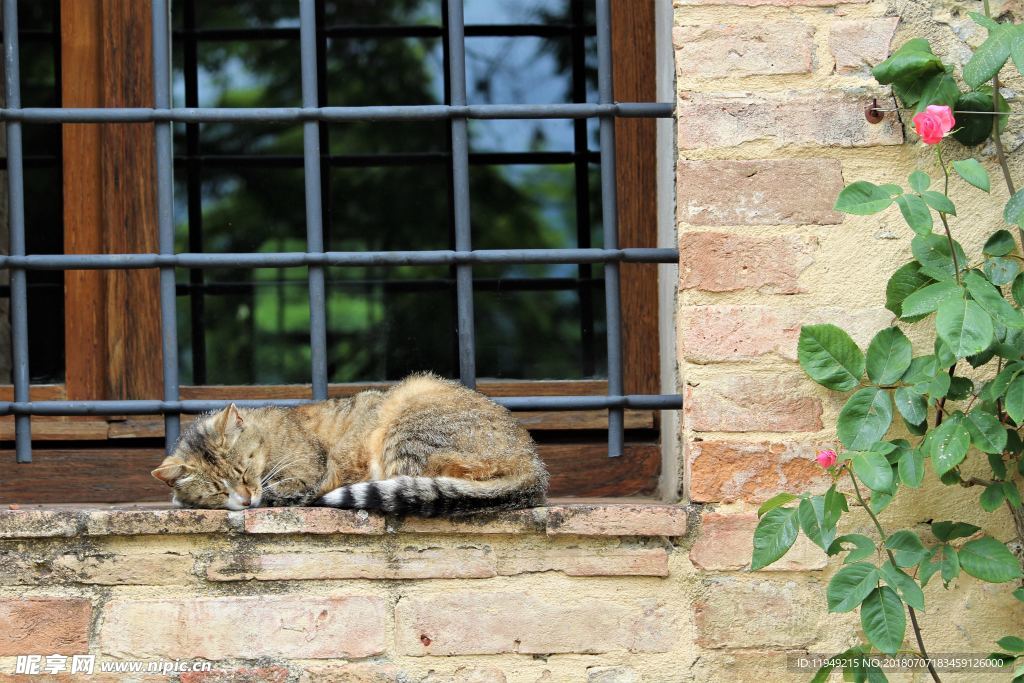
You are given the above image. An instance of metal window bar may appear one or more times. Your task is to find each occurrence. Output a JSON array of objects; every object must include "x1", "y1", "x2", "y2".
[{"x1": 0, "y1": 0, "x2": 681, "y2": 463}]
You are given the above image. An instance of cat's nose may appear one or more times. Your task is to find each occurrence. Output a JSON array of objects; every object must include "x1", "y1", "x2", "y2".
[{"x1": 239, "y1": 492, "x2": 252, "y2": 506}]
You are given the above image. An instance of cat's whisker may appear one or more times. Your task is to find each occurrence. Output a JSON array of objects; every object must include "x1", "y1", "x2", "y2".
[{"x1": 260, "y1": 458, "x2": 297, "y2": 486}]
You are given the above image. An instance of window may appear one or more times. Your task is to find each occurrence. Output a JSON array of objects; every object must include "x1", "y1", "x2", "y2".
[{"x1": 0, "y1": 0, "x2": 677, "y2": 504}]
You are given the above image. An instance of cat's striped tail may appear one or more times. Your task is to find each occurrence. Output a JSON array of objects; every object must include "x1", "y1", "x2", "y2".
[{"x1": 313, "y1": 473, "x2": 545, "y2": 516}]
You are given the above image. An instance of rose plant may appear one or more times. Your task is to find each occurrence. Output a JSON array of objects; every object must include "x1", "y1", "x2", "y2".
[{"x1": 751, "y1": 10, "x2": 1024, "y2": 683}]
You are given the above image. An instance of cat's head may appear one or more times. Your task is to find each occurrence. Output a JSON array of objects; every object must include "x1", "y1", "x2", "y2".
[{"x1": 151, "y1": 404, "x2": 264, "y2": 510}]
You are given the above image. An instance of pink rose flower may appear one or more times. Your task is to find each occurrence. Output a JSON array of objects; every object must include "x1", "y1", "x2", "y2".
[
  {"x1": 912, "y1": 105, "x2": 955, "y2": 144},
  {"x1": 816, "y1": 449, "x2": 838, "y2": 468}
]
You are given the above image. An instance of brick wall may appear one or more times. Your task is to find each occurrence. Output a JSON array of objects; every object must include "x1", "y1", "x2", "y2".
[
  {"x1": 676, "y1": 0, "x2": 1024, "y2": 676},
  {"x1": 0, "y1": 505, "x2": 693, "y2": 683}
]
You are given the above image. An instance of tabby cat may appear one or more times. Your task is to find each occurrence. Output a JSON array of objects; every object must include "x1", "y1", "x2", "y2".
[{"x1": 151, "y1": 373, "x2": 548, "y2": 516}]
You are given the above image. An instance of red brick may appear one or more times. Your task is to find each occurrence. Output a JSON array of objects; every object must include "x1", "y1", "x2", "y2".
[
  {"x1": 690, "y1": 512, "x2": 826, "y2": 571},
  {"x1": 395, "y1": 592, "x2": 676, "y2": 655},
  {"x1": 496, "y1": 548, "x2": 669, "y2": 577},
  {"x1": 689, "y1": 440, "x2": 832, "y2": 503},
  {"x1": 299, "y1": 663, "x2": 401, "y2": 683},
  {"x1": 0, "y1": 510, "x2": 80, "y2": 538},
  {"x1": 677, "y1": 159, "x2": 844, "y2": 226},
  {"x1": 829, "y1": 18, "x2": 900, "y2": 74},
  {"x1": 679, "y1": 232, "x2": 816, "y2": 294},
  {"x1": 181, "y1": 667, "x2": 290, "y2": 683},
  {"x1": 674, "y1": 23, "x2": 813, "y2": 78},
  {"x1": 695, "y1": 577, "x2": 832, "y2": 648},
  {"x1": 392, "y1": 507, "x2": 546, "y2": 534},
  {"x1": 678, "y1": 92, "x2": 902, "y2": 150},
  {"x1": 98, "y1": 595, "x2": 385, "y2": 659},
  {"x1": 243, "y1": 507, "x2": 384, "y2": 535},
  {"x1": 545, "y1": 504, "x2": 687, "y2": 536},
  {"x1": 207, "y1": 547, "x2": 495, "y2": 581},
  {"x1": 0, "y1": 598, "x2": 91, "y2": 655},
  {"x1": 685, "y1": 375, "x2": 822, "y2": 433},
  {"x1": 84, "y1": 508, "x2": 236, "y2": 536},
  {"x1": 679, "y1": 305, "x2": 894, "y2": 363}
]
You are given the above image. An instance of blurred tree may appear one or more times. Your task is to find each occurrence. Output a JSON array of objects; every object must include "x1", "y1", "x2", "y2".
[{"x1": 173, "y1": 0, "x2": 604, "y2": 385}]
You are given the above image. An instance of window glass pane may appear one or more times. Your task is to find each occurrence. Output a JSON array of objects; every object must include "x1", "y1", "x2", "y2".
[
  {"x1": 172, "y1": 0, "x2": 604, "y2": 384},
  {"x1": 0, "y1": 1, "x2": 63, "y2": 383}
]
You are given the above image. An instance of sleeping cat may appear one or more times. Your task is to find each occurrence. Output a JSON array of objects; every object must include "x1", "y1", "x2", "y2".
[{"x1": 151, "y1": 373, "x2": 548, "y2": 516}]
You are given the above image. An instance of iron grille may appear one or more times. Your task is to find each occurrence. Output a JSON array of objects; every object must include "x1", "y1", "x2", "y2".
[{"x1": 0, "y1": 0, "x2": 680, "y2": 464}]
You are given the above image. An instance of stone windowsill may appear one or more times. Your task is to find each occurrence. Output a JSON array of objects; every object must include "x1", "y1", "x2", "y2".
[{"x1": 0, "y1": 499, "x2": 689, "y2": 539}]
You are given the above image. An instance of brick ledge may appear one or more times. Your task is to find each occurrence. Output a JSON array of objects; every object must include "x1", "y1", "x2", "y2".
[{"x1": 0, "y1": 499, "x2": 688, "y2": 539}]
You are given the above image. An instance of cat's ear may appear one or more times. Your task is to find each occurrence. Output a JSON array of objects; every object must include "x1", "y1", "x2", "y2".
[
  {"x1": 151, "y1": 456, "x2": 186, "y2": 487},
  {"x1": 212, "y1": 403, "x2": 244, "y2": 434}
]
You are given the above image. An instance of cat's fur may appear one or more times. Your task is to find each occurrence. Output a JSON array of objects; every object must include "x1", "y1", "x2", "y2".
[{"x1": 151, "y1": 373, "x2": 548, "y2": 515}]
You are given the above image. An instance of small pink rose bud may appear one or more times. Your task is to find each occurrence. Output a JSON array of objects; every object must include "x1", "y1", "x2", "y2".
[
  {"x1": 816, "y1": 449, "x2": 838, "y2": 468},
  {"x1": 912, "y1": 105, "x2": 955, "y2": 144}
]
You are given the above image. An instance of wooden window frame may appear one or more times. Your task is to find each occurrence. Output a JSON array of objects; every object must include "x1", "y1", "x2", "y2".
[{"x1": 0, "y1": 0, "x2": 661, "y2": 503}]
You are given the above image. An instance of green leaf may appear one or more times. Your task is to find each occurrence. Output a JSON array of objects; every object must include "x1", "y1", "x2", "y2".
[
  {"x1": 866, "y1": 328, "x2": 912, "y2": 385},
  {"x1": 751, "y1": 507, "x2": 799, "y2": 570},
  {"x1": 989, "y1": 452, "x2": 1008, "y2": 479},
  {"x1": 920, "y1": 73, "x2": 960, "y2": 112},
  {"x1": 984, "y1": 256, "x2": 1021, "y2": 286},
  {"x1": 1006, "y1": 376, "x2": 1024, "y2": 424},
  {"x1": 997, "y1": 636, "x2": 1024, "y2": 652},
  {"x1": 756, "y1": 492, "x2": 798, "y2": 518},
  {"x1": 824, "y1": 485, "x2": 848, "y2": 528},
  {"x1": 897, "y1": 447, "x2": 926, "y2": 488},
  {"x1": 965, "y1": 409, "x2": 1008, "y2": 454},
  {"x1": 827, "y1": 534, "x2": 876, "y2": 564},
  {"x1": 870, "y1": 490, "x2": 895, "y2": 515},
  {"x1": 916, "y1": 72, "x2": 962, "y2": 115},
  {"x1": 953, "y1": 90, "x2": 1009, "y2": 146},
  {"x1": 798, "y1": 324, "x2": 865, "y2": 392},
  {"x1": 984, "y1": 229, "x2": 1016, "y2": 256},
  {"x1": 964, "y1": 270, "x2": 1024, "y2": 329},
  {"x1": 964, "y1": 24, "x2": 1016, "y2": 89},
  {"x1": 799, "y1": 496, "x2": 836, "y2": 551},
  {"x1": 879, "y1": 560, "x2": 926, "y2": 611},
  {"x1": 981, "y1": 483, "x2": 1007, "y2": 512},
  {"x1": 873, "y1": 39, "x2": 944, "y2": 87},
  {"x1": 861, "y1": 586, "x2": 906, "y2": 655},
  {"x1": 953, "y1": 158, "x2": 991, "y2": 192},
  {"x1": 839, "y1": 388, "x2": 893, "y2": 451},
  {"x1": 940, "y1": 545, "x2": 960, "y2": 585},
  {"x1": 970, "y1": 11, "x2": 1001, "y2": 30},
  {"x1": 1012, "y1": 273, "x2": 1024, "y2": 307},
  {"x1": 835, "y1": 181, "x2": 894, "y2": 215},
  {"x1": 899, "y1": 280, "x2": 960, "y2": 319},
  {"x1": 1013, "y1": 587, "x2": 1024, "y2": 602},
  {"x1": 1006, "y1": 189, "x2": 1024, "y2": 226},
  {"x1": 909, "y1": 170, "x2": 930, "y2": 192},
  {"x1": 827, "y1": 562, "x2": 880, "y2": 613},
  {"x1": 912, "y1": 234, "x2": 967, "y2": 282},
  {"x1": 948, "y1": 376, "x2": 974, "y2": 400},
  {"x1": 921, "y1": 191, "x2": 956, "y2": 216},
  {"x1": 914, "y1": 365, "x2": 951, "y2": 399},
  {"x1": 885, "y1": 530, "x2": 929, "y2": 567},
  {"x1": 959, "y1": 536, "x2": 1024, "y2": 582},
  {"x1": 931, "y1": 520, "x2": 981, "y2": 541},
  {"x1": 852, "y1": 450, "x2": 894, "y2": 493},
  {"x1": 1003, "y1": 481, "x2": 1022, "y2": 508},
  {"x1": 928, "y1": 418, "x2": 970, "y2": 476},
  {"x1": 919, "y1": 548, "x2": 942, "y2": 587},
  {"x1": 894, "y1": 194, "x2": 933, "y2": 235},
  {"x1": 936, "y1": 296, "x2": 994, "y2": 359},
  {"x1": 894, "y1": 387, "x2": 927, "y2": 428},
  {"x1": 902, "y1": 355, "x2": 938, "y2": 384},
  {"x1": 887, "y1": 263, "x2": 937, "y2": 321}
]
